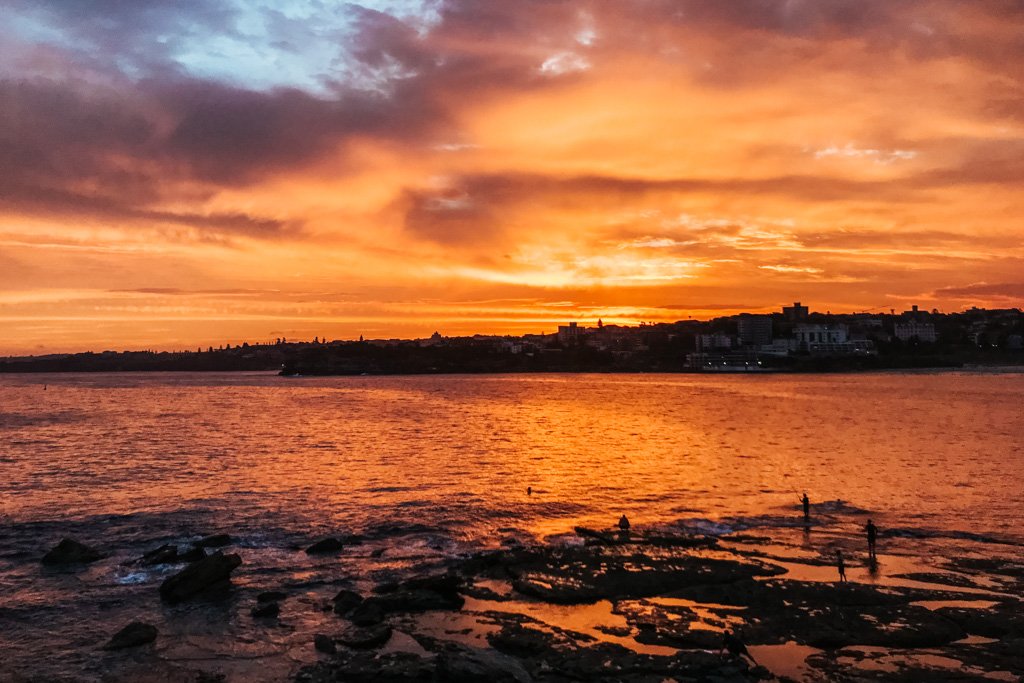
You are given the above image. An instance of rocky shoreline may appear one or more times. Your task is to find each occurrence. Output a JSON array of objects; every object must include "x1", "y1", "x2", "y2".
[{"x1": 22, "y1": 523, "x2": 1024, "y2": 683}]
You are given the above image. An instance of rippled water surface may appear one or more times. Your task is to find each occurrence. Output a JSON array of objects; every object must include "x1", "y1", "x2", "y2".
[
  {"x1": 1, "y1": 370, "x2": 1022, "y2": 680},
  {"x1": 2, "y1": 371, "x2": 1022, "y2": 537}
]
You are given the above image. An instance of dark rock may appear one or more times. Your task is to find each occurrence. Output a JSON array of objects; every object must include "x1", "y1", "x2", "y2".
[
  {"x1": 178, "y1": 545, "x2": 207, "y2": 563},
  {"x1": 936, "y1": 602, "x2": 1024, "y2": 639},
  {"x1": 258, "y1": 590, "x2": 288, "y2": 603},
  {"x1": 508, "y1": 545, "x2": 781, "y2": 604},
  {"x1": 196, "y1": 533, "x2": 232, "y2": 548},
  {"x1": 103, "y1": 622, "x2": 158, "y2": 650},
  {"x1": 140, "y1": 544, "x2": 178, "y2": 566},
  {"x1": 306, "y1": 538, "x2": 345, "y2": 555},
  {"x1": 195, "y1": 673, "x2": 226, "y2": 683},
  {"x1": 159, "y1": 552, "x2": 242, "y2": 603},
  {"x1": 349, "y1": 600, "x2": 386, "y2": 626},
  {"x1": 401, "y1": 574, "x2": 463, "y2": 598},
  {"x1": 436, "y1": 645, "x2": 532, "y2": 683},
  {"x1": 574, "y1": 526, "x2": 616, "y2": 545},
  {"x1": 295, "y1": 652, "x2": 433, "y2": 682},
  {"x1": 42, "y1": 538, "x2": 103, "y2": 565},
  {"x1": 363, "y1": 589, "x2": 464, "y2": 615},
  {"x1": 337, "y1": 624, "x2": 393, "y2": 649},
  {"x1": 313, "y1": 634, "x2": 336, "y2": 654},
  {"x1": 667, "y1": 578, "x2": 966, "y2": 649},
  {"x1": 333, "y1": 589, "x2": 364, "y2": 616},
  {"x1": 251, "y1": 602, "x2": 280, "y2": 618},
  {"x1": 488, "y1": 623, "x2": 566, "y2": 658}
]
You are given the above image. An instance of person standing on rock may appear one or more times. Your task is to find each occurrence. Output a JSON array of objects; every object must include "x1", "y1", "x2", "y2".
[
  {"x1": 866, "y1": 519, "x2": 878, "y2": 559},
  {"x1": 836, "y1": 549, "x2": 847, "y2": 582},
  {"x1": 801, "y1": 492, "x2": 810, "y2": 521}
]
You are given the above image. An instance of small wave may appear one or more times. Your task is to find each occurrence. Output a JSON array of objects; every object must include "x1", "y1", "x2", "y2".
[
  {"x1": 116, "y1": 571, "x2": 152, "y2": 585},
  {"x1": 671, "y1": 514, "x2": 815, "y2": 536},
  {"x1": 363, "y1": 522, "x2": 449, "y2": 539},
  {"x1": 0, "y1": 410, "x2": 87, "y2": 428},
  {"x1": 807, "y1": 499, "x2": 872, "y2": 515}
]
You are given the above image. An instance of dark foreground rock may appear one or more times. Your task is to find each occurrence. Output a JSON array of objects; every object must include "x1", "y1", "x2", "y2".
[
  {"x1": 196, "y1": 533, "x2": 232, "y2": 548},
  {"x1": 306, "y1": 538, "x2": 346, "y2": 555},
  {"x1": 296, "y1": 531, "x2": 1023, "y2": 683},
  {"x1": 252, "y1": 602, "x2": 281, "y2": 618},
  {"x1": 42, "y1": 538, "x2": 104, "y2": 565},
  {"x1": 159, "y1": 552, "x2": 242, "y2": 603},
  {"x1": 332, "y1": 589, "x2": 363, "y2": 616},
  {"x1": 436, "y1": 645, "x2": 532, "y2": 683},
  {"x1": 505, "y1": 543, "x2": 783, "y2": 604},
  {"x1": 314, "y1": 634, "x2": 337, "y2": 654},
  {"x1": 651, "y1": 578, "x2": 967, "y2": 649},
  {"x1": 103, "y1": 622, "x2": 158, "y2": 650},
  {"x1": 296, "y1": 652, "x2": 434, "y2": 683},
  {"x1": 336, "y1": 624, "x2": 393, "y2": 649},
  {"x1": 140, "y1": 544, "x2": 180, "y2": 566},
  {"x1": 259, "y1": 590, "x2": 289, "y2": 602}
]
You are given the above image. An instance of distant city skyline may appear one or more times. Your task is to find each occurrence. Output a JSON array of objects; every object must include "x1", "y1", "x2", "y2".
[
  {"x1": 2, "y1": 1, "x2": 1023, "y2": 354},
  {"x1": 4, "y1": 299, "x2": 1018, "y2": 359}
]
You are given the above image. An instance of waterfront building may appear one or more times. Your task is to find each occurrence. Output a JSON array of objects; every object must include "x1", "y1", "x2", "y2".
[
  {"x1": 794, "y1": 324, "x2": 848, "y2": 345},
  {"x1": 894, "y1": 321, "x2": 937, "y2": 343},
  {"x1": 697, "y1": 333, "x2": 735, "y2": 351},
  {"x1": 557, "y1": 322, "x2": 585, "y2": 345},
  {"x1": 737, "y1": 314, "x2": 773, "y2": 347}
]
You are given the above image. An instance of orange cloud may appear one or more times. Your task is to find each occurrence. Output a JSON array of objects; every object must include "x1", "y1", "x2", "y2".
[{"x1": 1, "y1": 0, "x2": 1022, "y2": 353}]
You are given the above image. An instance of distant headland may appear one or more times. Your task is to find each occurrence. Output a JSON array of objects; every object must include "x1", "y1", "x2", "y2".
[{"x1": 2, "y1": 303, "x2": 1021, "y2": 375}]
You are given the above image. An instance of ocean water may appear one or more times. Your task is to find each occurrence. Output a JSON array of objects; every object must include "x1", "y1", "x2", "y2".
[{"x1": 1, "y1": 371, "x2": 1022, "y2": 680}]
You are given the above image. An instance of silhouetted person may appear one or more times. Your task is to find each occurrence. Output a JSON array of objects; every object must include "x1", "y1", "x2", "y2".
[
  {"x1": 721, "y1": 629, "x2": 756, "y2": 665},
  {"x1": 801, "y1": 492, "x2": 810, "y2": 521},
  {"x1": 527, "y1": 486, "x2": 532, "y2": 496},
  {"x1": 866, "y1": 519, "x2": 878, "y2": 559},
  {"x1": 836, "y1": 550, "x2": 847, "y2": 582},
  {"x1": 618, "y1": 514, "x2": 630, "y2": 531}
]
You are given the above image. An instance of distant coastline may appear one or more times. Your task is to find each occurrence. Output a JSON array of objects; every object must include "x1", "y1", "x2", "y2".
[{"x1": 3, "y1": 304, "x2": 1021, "y2": 375}]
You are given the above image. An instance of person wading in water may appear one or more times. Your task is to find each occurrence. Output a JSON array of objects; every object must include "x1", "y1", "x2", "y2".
[{"x1": 866, "y1": 519, "x2": 878, "y2": 559}]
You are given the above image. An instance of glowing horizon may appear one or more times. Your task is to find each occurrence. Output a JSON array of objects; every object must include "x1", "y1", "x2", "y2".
[{"x1": 2, "y1": 1, "x2": 1022, "y2": 355}]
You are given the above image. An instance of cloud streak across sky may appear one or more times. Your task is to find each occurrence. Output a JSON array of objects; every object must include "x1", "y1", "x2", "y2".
[{"x1": 1, "y1": 0, "x2": 1022, "y2": 352}]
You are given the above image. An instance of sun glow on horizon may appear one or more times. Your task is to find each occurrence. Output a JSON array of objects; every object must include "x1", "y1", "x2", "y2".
[{"x1": 1, "y1": 1, "x2": 1022, "y2": 353}]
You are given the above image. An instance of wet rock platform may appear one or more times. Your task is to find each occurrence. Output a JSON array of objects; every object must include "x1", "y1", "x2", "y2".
[{"x1": 294, "y1": 529, "x2": 1024, "y2": 682}]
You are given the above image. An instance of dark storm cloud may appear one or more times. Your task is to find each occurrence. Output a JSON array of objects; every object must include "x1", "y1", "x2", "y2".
[
  {"x1": 400, "y1": 171, "x2": 910, "y2": 245},
  {"x1": 0, "y1": 181, "x2": 291, "y2": 238},
  {"x1": 3, "y1": 0, "x2": 1024, "y2": 243},
  {"x1": 0, "y1": 72, "x2": 447, "y2": 235}
]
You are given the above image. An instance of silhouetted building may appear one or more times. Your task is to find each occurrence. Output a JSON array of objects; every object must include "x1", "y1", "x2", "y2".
[
  {"x1": 697, "y1": 333, "x2": 735, "y2": 351},
  {"x1": 795, "y1": 324, "x2": 847, "y2": 345},
  {"x1": 557, "y1": 322, "x2": 585, "y2": 345},
  {"x1": 894, "y1": 321, "x2": 937, "y2": 343},
  {"x1": 782, "y1": 301, "x2": 809, "y2": 322},
  {"x1": 737, "y1": 315, "x2": 773, "y2": 347}
]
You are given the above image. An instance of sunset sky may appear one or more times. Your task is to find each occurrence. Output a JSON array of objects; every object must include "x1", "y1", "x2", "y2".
[{"x1": 2, "y1": 0, "x2": 1022, "y2": 354}]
